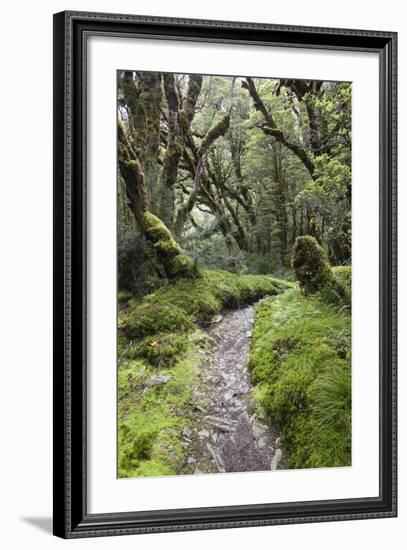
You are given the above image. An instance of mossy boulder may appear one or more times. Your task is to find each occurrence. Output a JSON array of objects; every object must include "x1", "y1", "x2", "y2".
[
  {"x1": 292, "y1": 236, "x2": 350, "y2": 307},
  {"x1": 292, "y1": 236, "x2": 334, "y2": 295}
]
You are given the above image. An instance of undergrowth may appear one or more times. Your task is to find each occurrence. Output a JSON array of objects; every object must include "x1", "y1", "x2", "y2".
[
  {"x1": 118, "y1": 270, "x2": 290, "y2": 478},
  {"x1": 118, "y1": 332, "x2": 205, "y2": 478},
  {"x1": 250, "y1": 284, "x2": 351, "y2": 469}
]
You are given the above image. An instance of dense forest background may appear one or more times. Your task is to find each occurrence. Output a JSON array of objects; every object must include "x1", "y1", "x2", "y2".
[{"x1": 117, "y1": 72, "x2": 351, "y2": 295}]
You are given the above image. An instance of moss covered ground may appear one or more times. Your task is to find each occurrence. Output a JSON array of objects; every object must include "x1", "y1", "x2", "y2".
[
  {"x1": 249, "y1": 279, "x2": 351, "y2": 469},
  {"x1": 118, "y1": 266, "x2": 352, "y2": 476},
  {"x1": 118, "y1": 270, "x2": 290, "y2": 478}
]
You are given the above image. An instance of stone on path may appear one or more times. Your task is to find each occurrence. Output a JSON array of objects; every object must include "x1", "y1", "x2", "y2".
[
  {"x1": 206, "y1": 443, "x2": 226, "y2": 473},
  {"x1": 182, "y1": 426, "x2": 193, "y2": 438},
  {"x1": 270, "y1": 448, "x2": 283, "y2": 470},
  {"x1": 252, "y1": 423, "x2": 267, "y2": 439},
  {"x1": 257, "y1": 437, "x2": 269, "y2": 450},
  {"x1": 212, "y1": 314, "x2": 223, "y2": 324},
  {"x1": 150, "y1": 374, "x2": 171, "y2": 386}
]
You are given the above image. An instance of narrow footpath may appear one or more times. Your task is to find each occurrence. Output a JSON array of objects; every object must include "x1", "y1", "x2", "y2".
[{"x1": 180, "y1": 303, "x2": 285, "y2": 474}]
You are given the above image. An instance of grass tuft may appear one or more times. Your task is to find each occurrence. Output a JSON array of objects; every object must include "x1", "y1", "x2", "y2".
[{"x1": 249, "y1": 285, "x2": 351, "y2": 469}]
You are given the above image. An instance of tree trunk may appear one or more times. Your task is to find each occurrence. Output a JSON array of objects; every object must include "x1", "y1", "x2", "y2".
[
  {"x1": 159, "y1": 73, "x2": 183, "y2": 227},
  {"x1": 118, "y1": 122, "x2": 197, "y2": 279}
]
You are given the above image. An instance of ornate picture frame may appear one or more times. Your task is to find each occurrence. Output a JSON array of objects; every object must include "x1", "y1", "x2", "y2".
[{"x1": 53, "y1": 10, "x2": 397, "y2": 538}]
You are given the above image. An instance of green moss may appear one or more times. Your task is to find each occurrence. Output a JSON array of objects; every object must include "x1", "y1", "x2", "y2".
[
  {"x1": 118, "y1": 270, "x2": 291, "y2": 478},
  {"x1": 292, "y1": 235, "x2": 333, "y2": 294},
  {"x1": 147, "y1": 282, "x2": 220, "y2": 321},
  {"x1": 132, "y1": 460, "x2": 174, "y2": 477},
  {"x1": 330, "y1": 266, "x2": 352, "y2": 309},
  {"x1": 237, "y1": 274, "x2": 291, "y2": 303},
  {"x1": 130, "y1": 332, "x2": 188, "y2": 367},
  {"x1": 167, "y1": 254, "x2": 197, "y2": 279},
  {"x1": 123, "y1": 269, "x2": 280, "y2": 366},
  {"x1": 118, "y1": 290, "x2": 132, "y2": 305},
  {"x1": 292, "y1": 236, "x2": 350, "y2": 307},
  {"x1": 249, "y1": 288, "x2": 351, "y2": 469},
  {"x1": 333, "y1": 265, "x2": 352, "y2": 289},
  {"x1": 319, "y1": 275, "x2": 350, "y2": 308},
  {"x1": 150, "y1": 428, "x2": 183, "y2": 472},
  {"x1": 118, "y1": 359, "x2": 149, "y2": 395},
  {"x1": 118, "y1": 333, "x2": 204, "y2": 478},
  {"x1": 143, "y1": 212, "x2": 174, "y2": 243},
  {"x1": 118, "y1": 312, "x2": 129, "y2": 333},
  {"x1": 143, "y1": 270, "x2": 290, "y2": 323},
  {"x1": 142, "y1": 212, "x2": 197, "y2": 280},
  {"x1": 154, "y1": 239, "x2": 181, "y2": 258},
  {"x1": 123, "y1": 271, "x2": 291, "y2": 345},
  {"x1": 125, "y1": 302, "x2": 192, "y2": 339},
  {"x1": 126, "y1": 159, "x2": 139, "y2": 169}
]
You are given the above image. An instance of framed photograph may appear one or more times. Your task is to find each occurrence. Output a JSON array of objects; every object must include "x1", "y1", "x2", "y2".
[{"x1": 53, "y1": 11, "x2": 397, "y2": 538}]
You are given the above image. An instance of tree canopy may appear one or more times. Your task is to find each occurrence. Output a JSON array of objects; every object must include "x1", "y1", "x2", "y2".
[{"x1": 117, "y1": 71, "x2": 351, "y2": 294}]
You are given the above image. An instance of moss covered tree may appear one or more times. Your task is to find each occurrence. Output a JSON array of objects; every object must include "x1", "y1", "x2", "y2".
[
  {"x1": 292, "y1": 236, "x2": 349, "y2": 305},
  {"x1": 292, "y1": 236, "x2": 333, "y2": 294},
  {"x1": 118, "y1": 122, "x2": 196, "y2": 280},
  {"x1": 117, "y1": 71, "x2": 352, "y2": 287}
]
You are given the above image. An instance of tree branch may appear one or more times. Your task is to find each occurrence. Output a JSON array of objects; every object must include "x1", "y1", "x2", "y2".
[
  {"x1": 242, "y1": 77, "x2": 315, "y2": 177},
  {"x1": 173, "y1": 114, "x2": 230, "y2": 234}
]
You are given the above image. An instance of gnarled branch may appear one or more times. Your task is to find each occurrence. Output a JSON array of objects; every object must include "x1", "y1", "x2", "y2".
[{"x1": 242, "y1": 77, "x2": 315, "y2": 177}]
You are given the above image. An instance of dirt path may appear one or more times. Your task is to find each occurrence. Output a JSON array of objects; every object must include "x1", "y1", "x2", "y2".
[{"x1": 180, "y1": 303, "x2": 285, "y2": 474}]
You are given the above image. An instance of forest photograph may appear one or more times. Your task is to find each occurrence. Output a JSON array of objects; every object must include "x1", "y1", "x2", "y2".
[{"x1": 117, "y1": 70, "x2": 352, "y2": 478}]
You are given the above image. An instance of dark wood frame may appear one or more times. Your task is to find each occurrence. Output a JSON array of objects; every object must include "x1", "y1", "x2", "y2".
[{"x1": 53, "y1": 10, "x2": 397, "y2": 539}]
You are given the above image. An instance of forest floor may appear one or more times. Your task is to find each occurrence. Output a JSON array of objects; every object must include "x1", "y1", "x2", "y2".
[
  {"x1": 117, "y1": 268, "x2": 351, "y2": 478},
  {"x1": 178, "y1": 304, "x2": 285, "y2": 474},
  {"x1": 117, "y1": 270, "x2": 290, "y2": 478}
]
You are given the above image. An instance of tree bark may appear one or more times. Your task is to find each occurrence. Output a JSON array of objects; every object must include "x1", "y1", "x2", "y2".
[
  {"x1": 173, "y1": 113, "x2": 230, "y2": 234},
  {"x1": 159, "y1": 73, "x2": 183, "y2": 226},
  {"x1": 117, "y1": 123, "x2": 148, "y2": 226},
  {"x1": 118, "y1": 122, "x2": 196, "y2": 279}
]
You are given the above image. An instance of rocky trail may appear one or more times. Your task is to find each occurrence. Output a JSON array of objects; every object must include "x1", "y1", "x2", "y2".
[{"x1": 180, "y1": 302, "x2": 285, "y2": 475}]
